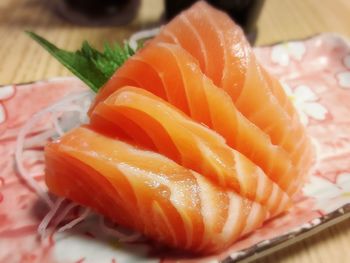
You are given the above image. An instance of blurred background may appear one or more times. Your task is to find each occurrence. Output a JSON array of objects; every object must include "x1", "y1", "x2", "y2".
[{"x1": 1, "y1": 0, "x2": 350, "y2": 84}]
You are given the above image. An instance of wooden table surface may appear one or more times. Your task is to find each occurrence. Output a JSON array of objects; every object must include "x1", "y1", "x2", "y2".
[{"x1": 1, "y1": 0, "x2": 350, "y2": 262}]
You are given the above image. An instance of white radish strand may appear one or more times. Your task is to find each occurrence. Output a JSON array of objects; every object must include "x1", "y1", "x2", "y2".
[
  {"x1": 15, "y1": 90, "x2": 93, "y2": 208},
  {"x1": 57, "y1": 207, "x2": 91, "y2": 233},
  {"x1": 38, "y1": 197, "x2": 65, "y2": 239},
  {"x1": 99, "y1": 216, "x2": 142, "y2": 242},
  {"x1": 15, "y1": 113, "x2": 55, "y2": 208},
  {"x1": 129, "y1": 27, "x2": 160, "y2": 51},
  {"x1": 53, "y1": 202, "x2": 79, "y2": 228},
  {"x1": 23, "y1": 130, "x2": 56, "y2": 149},
  {"x1": 52, "y1": 104, "x2": 88, "y2": 137},
  {"x1": 17, "y1": 77, "x2": 147, "y2": 241},
  {"x1": 52, "y1": 112, "x2": 65, "y2": 137},
  {"x1": 32, "y1": 92, "x2": 93, "y2": 239}
]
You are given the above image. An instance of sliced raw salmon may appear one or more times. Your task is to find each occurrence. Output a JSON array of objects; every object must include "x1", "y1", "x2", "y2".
[
  {"x1": 90, "y1": 42, "x2": 302, "y2": 195},
  {"x1": 152, "y1": 1, "x2": 314, "y2": 177},
  {"x1": 43, "y1": 1, "x2": 316, "y2": 255},
  {"x1": 91, "y1": 87, "x2": 291, "y2": 214},
  {"x1": 45, "y1": 126, "x2": 267, "y2": 253}
]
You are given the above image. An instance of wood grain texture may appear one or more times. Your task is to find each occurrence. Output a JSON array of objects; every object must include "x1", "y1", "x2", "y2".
[{"x1": 1, "y1": 0, "x2": 350, "y2": 262}]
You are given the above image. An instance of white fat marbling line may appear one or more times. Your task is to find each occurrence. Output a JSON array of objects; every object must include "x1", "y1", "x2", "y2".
[
  {"x1": 274, "y1": 191, "x2": 290, "y2": 216},
  {"x1": 162, "y1": 28, "x2": 180, "y2": 45},
  {"x1": 256, "y1": 167, "x2": 268, "y2": 204},
  {"x1": 180, "y1": 14, "x2": 209, "y2": 71},
  {"x1": 221, "y1": 192, "x2": 242, "y2": 242},
  {"x1": 198, "y1": 142, "x2": 227, "y2": 185},
  {"x1": 192, "y1": 171, "x2": 217, "y2": 251},
  {"x1": 266, "y1": 183, "x2": 279, "y2": 214},
  {"x1": 231, "y1": 151, "x2": 251, "y2": 196},
  {"x1": 191, "y1": 171, "x2": 219, "y2": 251},
  {"x1": 152, "y1": 201, "x2": 178, "y2": 246},
  {"x1": 117, "y1": 162, "x2": 193, "y2": 249},
  {"x1": 241, "y1": 202, "x2": 262, "y2": 236}
]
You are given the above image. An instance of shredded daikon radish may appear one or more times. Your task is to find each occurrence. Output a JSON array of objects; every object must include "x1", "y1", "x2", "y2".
[
  {"x1": 23, "y1": 130, "x2": 56, "y2": 148},
  {"x1": 17, "y1": 63, "x2": 149, "y2": 242},
  {"x1": 99, "y1": 216, "x2": 142, "y2": 242},
  {"x1": 53, "y1": 202, "x2": 79, "y2": 228},
  {"x1": 16, "y1": 125, "x2": 54, "y2": 207},
  {"x1": 57, "y1": 208, "x2": 91, "y2": 233},
  {"x1": 38, "y1": 197, "x2": 65, "y2": 239},
  {"x1": 129, "y1": 27, "x2": 160, "y2": 51},
  {"x1": 52, "y1": 112, "x2": 65, "y2": 136},
  {"x1": 14, "y1": 90, "x2": 94, "y2": 240},
  {"x1": 15, "y1": 90, "x2": 93, "y2": 208},
  {"x1": 29, "y1": 172, "x2": 45, "y2": 179}
]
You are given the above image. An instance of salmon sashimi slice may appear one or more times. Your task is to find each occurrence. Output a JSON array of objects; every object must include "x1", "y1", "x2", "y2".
[
  {"x1": 235, "y1": 55, "x2": 313, "y2": 176},
  {"x1": 45, "y1": 126, "x2": 267, "y2": 254},
  {"x1": 155, "y1": 1, "x2": 248, "y2": 94},
  {"x1": 90, "y1": 41, "x2": 301, "y2": 195},
  {"x1": 90, "y1": 87, "x2": 291, "y2": 214},
  {"x1": 152, "y1": 1, "x2": 314, "y2": 177}
]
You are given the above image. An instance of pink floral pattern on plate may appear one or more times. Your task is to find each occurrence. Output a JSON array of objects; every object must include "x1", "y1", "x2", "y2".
[{"x1": 1, "y1": 33, "x2": 350, "y2": 263}]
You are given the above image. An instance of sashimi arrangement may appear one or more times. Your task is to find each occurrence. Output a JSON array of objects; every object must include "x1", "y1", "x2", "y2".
[{"x1": 19, "y1": 1, "x2": 315, "y2": 255}]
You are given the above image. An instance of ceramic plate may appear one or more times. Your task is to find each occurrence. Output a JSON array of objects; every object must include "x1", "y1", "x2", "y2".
[{"x1": 1, "y1": 33, "x2": 350, "y2": 263}]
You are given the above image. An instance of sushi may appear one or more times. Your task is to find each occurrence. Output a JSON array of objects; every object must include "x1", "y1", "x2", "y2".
[{"x1": 43, "y1": 0, "x2": 314, "y2": 254}]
